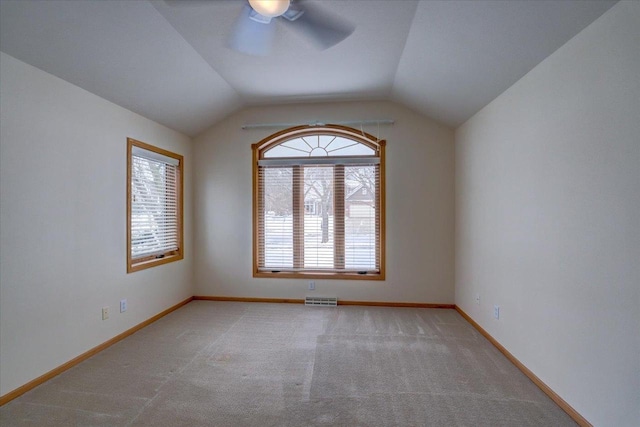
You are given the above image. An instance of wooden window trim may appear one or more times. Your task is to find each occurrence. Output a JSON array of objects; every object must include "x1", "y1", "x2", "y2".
[
  {"x1": 127, "y1": 138, "x2": 184, "y2": 273},
  {"x1": 252, "y1": 125, "x2": 386, "y2": 280}
]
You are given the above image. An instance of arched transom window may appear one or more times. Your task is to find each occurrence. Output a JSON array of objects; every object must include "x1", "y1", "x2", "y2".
[{"x1": 252, "y1": 125, "x2": 385, "y2": 280}]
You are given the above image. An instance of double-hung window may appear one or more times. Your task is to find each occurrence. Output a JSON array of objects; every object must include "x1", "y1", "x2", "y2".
[
  {"x1": 252, "y1": 125, "x2": 385, "y2": 280},
  {"x1": 127, "y1": 138, "x2": 183, "y2": 272}
]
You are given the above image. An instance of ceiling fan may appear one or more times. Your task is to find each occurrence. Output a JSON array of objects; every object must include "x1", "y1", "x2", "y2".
[{"x1": 166, "y1": 0, "x2": 355, "y2": 56}]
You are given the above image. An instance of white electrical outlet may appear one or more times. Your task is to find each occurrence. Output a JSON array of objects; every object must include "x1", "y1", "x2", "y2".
[
  {"x1": 102, "y1": 306, "x2": 109, "y2": 320},
  {"x1": 494, "y1": 305, "x2": 500, "y2": 319},
  {"x1": 120, "y1": 299, "x2": 127, "y2": 313},
  {"x1": 475, "y1": 294, "x2": 480, "y2": 305},
  {"x1": 308, "y1": 281, "x2": 315, "y2": 291}
]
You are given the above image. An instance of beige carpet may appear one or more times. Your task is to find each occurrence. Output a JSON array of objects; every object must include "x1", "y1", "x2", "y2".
[{"x1": 0, "y1": 301, "x2": 576, "y2": 426}]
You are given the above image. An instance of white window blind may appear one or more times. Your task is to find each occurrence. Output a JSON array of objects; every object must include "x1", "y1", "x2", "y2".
[
  {"x1": 130, "y1": 147, "x2": 180, "y2": 260},
  {"x1": 257, "y1": 161, "x2": 380, "y2": 274}
]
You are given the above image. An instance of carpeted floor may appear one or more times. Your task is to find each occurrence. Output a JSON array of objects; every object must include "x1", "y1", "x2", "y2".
[{"x1": 0, "y1": 301, "x2": 576, "y2": 426}]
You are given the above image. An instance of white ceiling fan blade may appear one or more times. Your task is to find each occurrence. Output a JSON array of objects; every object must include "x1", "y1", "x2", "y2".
[
  {"x1": 282, "y1": 1, "x2": 354, "y2": 50},
  {"x1": 163, "y1": 0, "x2": 212, "y2": 7},
  {"x1": 228, "y1": 4, "x2": 275, "y2": 56}
]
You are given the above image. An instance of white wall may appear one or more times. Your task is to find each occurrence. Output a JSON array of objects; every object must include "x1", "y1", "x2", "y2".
[
  {"x1": 193, "y1": 101, "x2": 454, "y2": 304},
  {"x1": 455, "y1": 2, "x2": 640, "y2": 426},
  {"x1": 0, "y1": 53, "x2": 194, "y2": 396}
]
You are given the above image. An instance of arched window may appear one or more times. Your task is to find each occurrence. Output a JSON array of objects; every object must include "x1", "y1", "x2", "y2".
[{"x1": 252, "y1": 125, "x2": 385, "y2": 279}]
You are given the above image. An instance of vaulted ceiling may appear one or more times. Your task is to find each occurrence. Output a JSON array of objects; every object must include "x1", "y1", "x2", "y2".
[{"x1": 0, "y1": 0, "x2": 617, "y2": 137}]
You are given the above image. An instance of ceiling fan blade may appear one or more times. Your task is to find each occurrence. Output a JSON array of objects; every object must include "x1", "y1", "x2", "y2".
[
  {"x1": 282, "y1": 1, "x2": 354, "y2": 50},
  {"x1": 228, "y1": 4, "x2": 275, "y2": 56},
  {"x1": 163, "y1": 0, "x2": 212, "y2": 7}
]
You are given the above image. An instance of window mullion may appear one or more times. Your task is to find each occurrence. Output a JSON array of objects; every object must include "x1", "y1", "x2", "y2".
[
  {"x1": 292, "y1": 165, "x2": 304, "y2": 269},
  {"x1": 333, "y1": 165, "x2": 345, "y2": 270}
]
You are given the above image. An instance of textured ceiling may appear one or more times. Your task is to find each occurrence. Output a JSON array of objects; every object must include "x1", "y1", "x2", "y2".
[{"x1": 0, "y1": 0, "x2": 617, "y2": 137}]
